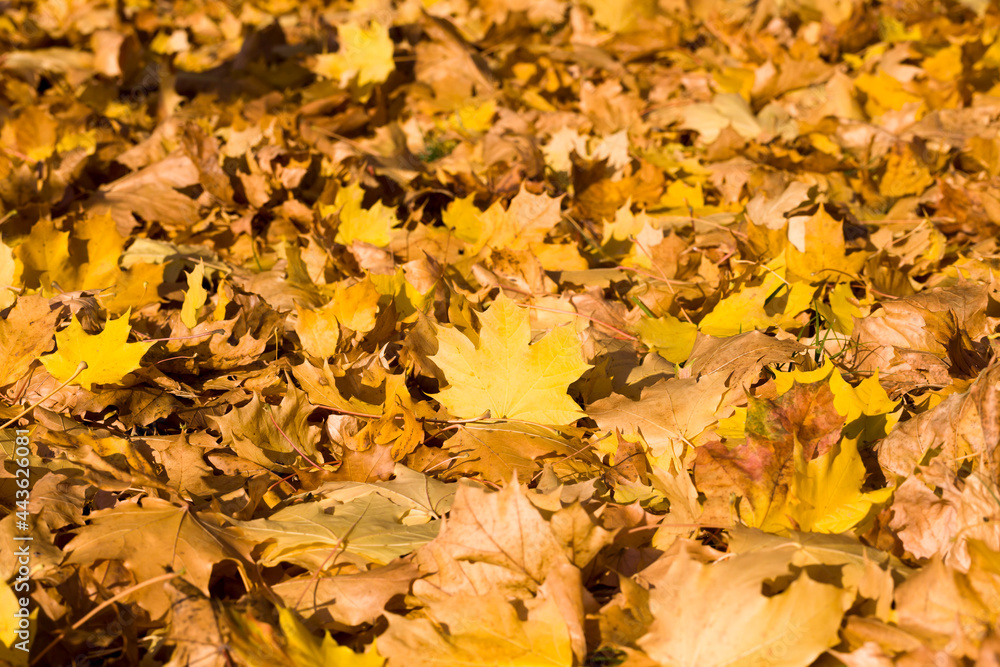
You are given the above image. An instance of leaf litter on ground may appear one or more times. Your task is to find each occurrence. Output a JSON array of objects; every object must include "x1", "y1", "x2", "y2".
[{"x1": 3, "y1": 1, "x2": 1000, "y2": 666}]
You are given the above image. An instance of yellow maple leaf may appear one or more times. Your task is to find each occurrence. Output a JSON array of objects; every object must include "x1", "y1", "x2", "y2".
[
  {"x1": 854, "y1": 70, "x2": 926, "y2": 119},
  {"x1": 0, "y1": 236, "x2": 17, "y2": 310},
  {"x1": 659, "y1": 180, "x2": 705, "y2": 210},
  {"x1": 449, "y1": 99, "x2": 496, "y2": 135},
  {"x1": 431, "y1": 293, "x2": 590, "y2": 424},
  {"x1": 448, "y1": 186, "x2": 565, "y2": 256},
  {"x1": 378, "y1": 591, "x2": 573, "y2": 667},
  {"x1": 278, "y1": 607, "x2": 385, "y2": 667},
  {"x1": 41, "y1": 310, "x2": 154, "y2": 390},
  {"x1": 67, "y1": 212, "x2": 127, "y2": 290},
  {"x1": 787, "y1": 437, "x2": 894, "y2": 534},
  {"x1": 330, "y1": 277, "x2": 381, "y2": 332},
  {"x1": 369, "y1": 267, "x2": 435, "y2": 320},
  {"x1": 295, "y1": 304, "x2": 341, "y2": 360},
  {"x1": 879, "y1": 148, "x2": 935, "y2": 198},
  {"x1": 295, "y1": 277, "x2": 381, "y2": 358},
  {"x1": 15, "y1": 213, "x2": 125, "y2": 292},
  {"x1": 698, "y1": 257, "x2": 813, "y2": 336},
  {"x1": 312, "y1": 21, "x2": 395, "y2": 88},
  {"x1": 180, "y1": 262, "x2": 207, "y2": 329},
  {"x1": 442, "y1": 193, "x2": 483, "y2": 244},
  {"x1": 601, "y1": 198, "x2": 647, "y2": 244},
  {"x1": 15, "y1": 218, "x2": 70, "y2": 290},
  {"x1": 815, "y1": 282, "x2": 864, "y2": 335},
  {"x1": 323, "y1": 182, "x2": 401, "y2": 247},
  {"x1": 579, "y1": 0, "x2": 656, "y2": 33},
  {"x1": 636, "y1": 314, "x2": 698, "y2": 364},
  {"x1": 785, "y1": 207, "x2": 866, "y2": 283},
  {"x1": 102, "y1": 262, "x2": 166, "y2": 314}
]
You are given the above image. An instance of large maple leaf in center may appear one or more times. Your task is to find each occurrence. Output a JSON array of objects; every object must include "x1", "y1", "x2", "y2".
[{"x1": 431, "y1": 294, "x2": 590, "y2": 425}]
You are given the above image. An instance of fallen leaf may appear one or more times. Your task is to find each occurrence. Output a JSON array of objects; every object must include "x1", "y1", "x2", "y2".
[
  {"x1": 64, "y1": 498, "x2": 250, "y2": 618},
  {"x1": 0, "y1": 295, "x2": 58, "y2": 387},
  {"x1": 378, "y1": 590, "x2": 573, "y2": 667},
  {"x1": 431, "y1": 293, "x2": 590, "y2": 424},
  {"x1": 637, "y1": 542, "x2": 849, "y2": 667},
  {"x1": 589, "y1": 373, "x2": 730, "y2": 459},
  {"x1": 40, "y1": 309, "x2": 153, "y2": 390}
]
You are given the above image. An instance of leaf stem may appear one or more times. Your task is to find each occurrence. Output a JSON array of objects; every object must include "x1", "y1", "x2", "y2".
[
  {"x1": 265, "y1": 404, "x2": 326, "y2": 471},
  {"x1": 30, "y1": 570, "x2": 183, "y2": 666},
  {"x1": 0, "y1": 361, "x2": 88, "y2": 430},
  {"x1": 521, "y1": 303, "x2": 637, "y2": 341}
]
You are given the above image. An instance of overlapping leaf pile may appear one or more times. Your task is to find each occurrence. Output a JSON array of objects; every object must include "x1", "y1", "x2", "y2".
[{"x1": 2, "y1": 0, "x2": 1000, "y2": 664}]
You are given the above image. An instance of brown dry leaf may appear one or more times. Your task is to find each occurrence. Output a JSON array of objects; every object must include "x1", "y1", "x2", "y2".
[
  {"x1": 889, "y1": 466, "x2": 1000, "y2": 571},
  {"x1": 411, "y1": 479, "x2": 572, "y2": 600},
  {"x1": 180, "y1": 123, "x2": 236, "y2": 207},
  {"x1": 636, "y1": 541, "x2": 850, "y2": 667},
  {"x1": 0, "y1": 294, "x2": 58, "y2": 387},
  {"x1": 589, "y1": 372, "x2": 730, "y2": 459},
  {"x1": 84, "y1": 152, "x2": 201, "y2": 233},
  {"x1": 440, "y1": 422, "x2": 594, "y2": 484},
  {"x1": 71, "y1": 383, "x2": 182, "y2": 428},
  {"x1": 9, "y1": 0, "x2": 1000, "y2": 662},
  {"x1": 63, "y1": 498, "x2": 251, "y2": 618},
  {"x1": 877, "y1": 364, "x2": 1000, "y2": 479},
  {"x1": 686, "y1": 331, "x2": 806, "y2": 394},
  {"x1": 274, "y1": 559, "x2": 419, "y2": 628},
  {"x1": 162, "y1": 294, "x2": 285, "y2": 372},
  {"x1": 694, "y1": 381, "x2": 844, "y2": 530},
  {"x1": 212, "y1": 386, "x2": 322, "y2": 470},
  {"x1": 892, "y1": 556, "x2": 994, "y2": 659},
  {"x1": 850, "y1": 284, "x2": 993, "y2": 393},
  {"x1": 161, "y1": 581, "x2": 229, "y2": 667},
  {"x1": 144, "y1": 433, "x2": 245, "y2": 499},
  {"x1": 377, "y1": 590, "x2": 573, "y2": 667},
  {"x1": 229, "y1": 493, "x2": 443, "y2": 570}
]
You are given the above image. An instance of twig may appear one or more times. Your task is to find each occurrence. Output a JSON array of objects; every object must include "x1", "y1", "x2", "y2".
[
  {"x1": 0, "y1": 362, "x2": 88, "y2": 431},
  {"x1": 293, "y1": 495, "x2": 373, "y2": 610},
  {"x1": 30, "y1": 570, "x2": 184, "y2": 666}
]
